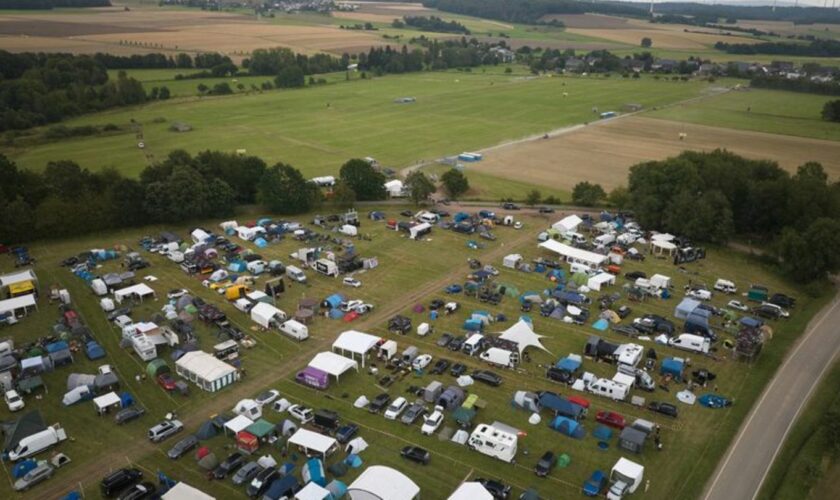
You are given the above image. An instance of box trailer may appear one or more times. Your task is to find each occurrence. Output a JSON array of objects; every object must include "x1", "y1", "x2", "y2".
[{"x1": 607, "y1": 457, "x2": 644, "y2": 500}]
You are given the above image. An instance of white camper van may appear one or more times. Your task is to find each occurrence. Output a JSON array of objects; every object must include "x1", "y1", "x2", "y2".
[
  {"x1": 279, "y1": 320, "x2": 309, "y2": 341},
  {"x1": 713, "y1": 279, "x2": 737, "y2": 294},
  {"x1": 286, "y1": 265, "x2": 307, "y2": 284},
  {"x1": 8, "y1": 424, "x2": 68, "y2": 461},
  {"x1": 587, "y1": 378, "x2": 630, "y2": 401},
  {"x1": 668, "y1": 334, "x2": 710, "y2": 354},
  {"x1": 462, "y1": 334, "x2": 485, "y2": 356},
  {"x1": 607, "y1": 457, "x2": 645, "y2": 500},
  {"x1": 569, "y1": 262, "x2": 595, "y2": 276},
  {"x1": 479, "y1": 347, "x2": 518, "y2": 369},
  {"x1": 467, "y1": 423, "x2": 518, "y2": 463}
]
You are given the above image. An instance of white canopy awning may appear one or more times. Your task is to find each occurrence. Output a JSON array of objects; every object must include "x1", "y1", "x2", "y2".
[
  {"x1": 348, "y1": 465, "x2": 420, "y2": 500},
  {"x1": 287, "y1": 428, "x2": 337, "y2": 457},
  {"x1": 295, "y1": 482, "x2": 331, "y2": 500},
  {"x1": 251, "y1": 301, "x2": 284, "y2": 328},
  {"x1": 224, "y1": 414, "x2": 253, "y2": 434},
  {"x1": 332, "y1": 330, "x2": 381, "y2": 367},
  {"x1": 498, "y1": 319, "x2": 551, "y2": 356},
  {"x1": 587, "y1": 272, "x2": 616, "y2": 291},
  {"x1": 0, "y1": 269, "x2": 37, "y2": 288},
  {"x1": 161, "y1": 482, "x2": 216, "y2": 500},
  {"x1": 114, "y1": 283, "x2": 156, "y2": 303},
  {"x1": 176, "y1": 351, "x2": 237, "y2": 382},
  {"x1": 93, "y1": 391, "x2": 120, "y2": 411},
  {"x1": 308, "y1": 352, "x2": 358, "y2": 379},
  {"x1": 539, "y1": 240, "x2": 607, "y2": 267},
  {"x1": 0, "y1": 294, "x2": 37, "y2": 315},
  {"x1": 448, "y1": 482, "x2": 493, "y2": 500},
  {"x1": 552, "y1": 215, "x2": 582, "y2": 233}
]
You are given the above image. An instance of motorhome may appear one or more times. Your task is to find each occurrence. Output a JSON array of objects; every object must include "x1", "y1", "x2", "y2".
[
  {"x1": 462, "y1": 334, "x2": 485, "y2": 356},
  {"x1": 8, "y1": 424, "x2": 68, "y2": 461},
  {"x1": 614, "y1": 344, "x2": 644, "y2": 369},
  {"x1": 131, "y1": 335, "x2": 157, "y2": 361},
  {"x1": 467, "y1": 423, "x2": 518, "y2": 463},
  {"x1": 285, "y1": 265, "x2": 307, "y2": 284},
  {"x1": 713, "y1": 279, "x2": 737, "y2": 294},
  {"x1": 668, "y1": 334, "x2": 711, "y2": 354},
  {"x1": 563, "y1": 232, "x2": 587, "y2": 245},
  {"x1": 587, "y1": 378, "x2": 630, "y2": 401}
]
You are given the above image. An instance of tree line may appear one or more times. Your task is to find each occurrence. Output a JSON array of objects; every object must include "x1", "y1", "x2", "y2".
[
  {"x1": 715, "y1": 39, "x2": 840, "y2": 57},
  {"x1": 395, "y1": 16, "x2": 471, "y2": 35},
  {"x1": 750, "y1": 75, "x2": 840, "y2": 96},
  {"x1": 92, "y1": 52, "x2": 233, "y2": 70},
  {"x1": 0, "y1": 0, "x2": 110, "y2": 8},
  {"x1": 421, "y1": 0, "x2": 640, "y2": 24}
]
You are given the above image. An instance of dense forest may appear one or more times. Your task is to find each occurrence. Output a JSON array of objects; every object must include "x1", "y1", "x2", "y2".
[
  {"x1": 715, "y1": 40, "x2": 840, "y2": 57},
  {"x1": 244, "y1": 48, "x2": 349, "y2": 76},
  {"x1": 398, "y1": 16, "x2": 471, "y2": 35},
  {"x1": 750, "y1": 76, "x2": 840, "y2": 96},
  {"x1": 92, "y1": 52, "x2": 234, "y2": 70},
  {"x1": 0, "y1": 0, "x2": 110, "y2": 8}
]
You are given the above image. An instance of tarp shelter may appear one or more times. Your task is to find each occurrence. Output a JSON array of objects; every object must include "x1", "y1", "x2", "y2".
[
  {"x1": 552, "y1": 215, "x2": 583, "y2": 234},
  {"x1": 114, "y1": 283, "x2": 156, "y2": 304},
  {"x1": 587, "y1": 273, "x2": 616, "y2": 291},
  {"x1": 348, "y1": 465, "x2": 420, "y2": 500},
  {"x1": 650, "y1": 239, "x2": 677, "y2": 256},
  {"x1": 224, "y1": 415, "x2": 253, "y2": 435},
  {"x1": 448, "y1": 482, "x2": 494, "y2": 500},
  {"x1": 161, "y1": 482, "x2": 216, "y2": 500},
  {"x1": 251, "y1": 302, "x2": 285, "y2": 329},
  {"x1": 497, "y1": 319, "x2": 551, "y2": 356},
  {"x1": 246, "y1": 419, "x2": 275, "y2": 440},
  {"x1": 675, "y1": 298, "x2": 701, "y2": 320},
  {"x1": 1, "y1": 411, "x2": 46, "y2": 454},
  {"x1": 308, "y1": 352, "x2": 358, "y2": 381},
  {"x1": 332, "y1": 331, "x2": 381, "y2": 368},
  {"x1": 287, "y1": 428, "x2": 338, "y2": 458},
  {"x1": 176, "y1": 351, "x2": 238, "y2": 392},
  {"x1": 539, "y1": 240, "x2": 607, "y2": 269},
  {"x1": 93, "y1": 391, "x2": 121, "y2": 415},
  {"x1": 549, "y1": 415, "x2": 585, "y2": 439},
  {"x1": 0, "y1": 295, "x2": 37, "y2": 317},
  {"x1": 296, "y1": 482, "x2": 331, "y2": 500}
]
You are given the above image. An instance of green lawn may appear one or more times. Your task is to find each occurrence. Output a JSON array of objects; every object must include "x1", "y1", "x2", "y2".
[
  {"x1": 645, "y1": 88, "x2": 840, "y2": 141},
  {"x1": 3, "y1": 70, "x2": 719, "y2": 178},
  {"x1": 0, "y1": 206, "x2": 830, "y2": 499},
  {"x1": 422, "y1": 163, "x2": 571, "y2": 202}
]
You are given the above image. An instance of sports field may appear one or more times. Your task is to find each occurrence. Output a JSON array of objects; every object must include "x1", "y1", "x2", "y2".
[{"x1": 4, "y1": 72, "x2": 719, "y2": 178}]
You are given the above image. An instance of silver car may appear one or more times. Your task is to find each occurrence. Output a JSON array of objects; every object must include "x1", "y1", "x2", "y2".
[
  {"x1": 167, "y1": 434, "x2": 198, "y2": 459},
  {"x1": 232, "y1": 461, "x2": 262, "y2": 485},
  {"x1": 14, "y1": 462, "x2": 53, "y2": 491}
]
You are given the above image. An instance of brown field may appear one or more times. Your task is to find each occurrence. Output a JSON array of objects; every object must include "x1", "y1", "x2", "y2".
[
  {"x1": 473, "y1": 116, "x2": 840, "y2": 191},
  {"x1": 736, "y1": 20, "x2": 840, "y2": 36},
  {"x1": 567, "y1": 25, "x2": 759, "y2": 49},
  {"x1": 0, "y1": 8, "x2": 387, "y2": 59},
  {"x1": 540, "y1": 13, "x2": 632, "y2": 29}
]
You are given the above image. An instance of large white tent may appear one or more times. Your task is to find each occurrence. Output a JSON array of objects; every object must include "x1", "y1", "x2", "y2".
[
  {"x1": 93, "y1": 391, "x2": 121, "y2": 415},
  {"x1": 348, "y1": 465, "x2": 420, "y2": 500},
  {"x1": 161, "y1": 482, "x2": 216, "y2": 500},
  {"x1": 0, "y1": 294, "x2": 37, "y2": 317},
  {"x1": 448, "y1": 482, "x2": 494, "y2": 500},
  {"x1": 295, "y1": 481, "x2": 332, "y2": 500},
  {"x1": 287, "y1": 428, "x2": 338, "y2": 458},
  {"x1": 587, "y1": 272, "x2": 616, "y2": 291},
  {"x1": 498, "y1": 319, "x2": 550, "y2": 356},
  {"x1": 308, "y1": 352, "x2": 358, "y2": 380},
  {"x1": 551, "y1": 215, "x2": 583, "y2": 234},
  {"x1": 332, "y1": 330, "x2": 381, "y2": 368},
  {"x1": 651, "y1": 238, "x2": 677, "y2": 256},
  {"x1": 0, "y1": 269, "x2": 38, "y2": 289},
  {"x1": 224, "y1": 414, "x2": 253, "y2": 434},
  {"x1": 538, "y1": 240, "x2": 607, "y2": 269},
  {"x1": 175, "y1": 351, "x2": 238, "y2": 392},
  {"x1": 114, "y1": 283, "x2": 156, "y2": 304},
  {"x1": 250, "y1": 302, "x2": 285, "y2": 328}
]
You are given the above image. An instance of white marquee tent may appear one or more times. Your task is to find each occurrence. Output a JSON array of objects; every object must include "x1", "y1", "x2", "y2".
[
  {"x1": 308, "y1": 352, "x2": 358, "y2": 380},
  {"x1": 498, "y1": 319, "x2": 550, "y2": 356},
  {"x1": 0, "y1": 294, "x2": 37, "y2": 317},
  {"x1": 224, "y1": 414, "x2": 254, "y2": 435},
  {"x1": 587, "y1": 272, "x2": 616, "y2": 291},
  {"x1": 551, "y1": 215, "x2": 583, "y2": 234},
  {"x1": 332, "y1": 330, "x2": 381, "y2": 368},
  {"x1": 348, "y1": 465, "x2": 420, "y2": 500},
  {"x1": 287, "y1": 428, "x2": 338, "y2": 458},
  {"x1": 161, "y1": 482, "x2": 216, "y2": 500},
  {"x1": 448, "y1": 482, "x2": 494, "y2": 500},
  {"x1": 538, "y1": 240, "x2": 607, "y2": 269},
  {"x1": 114, "y1": 283, "x2": 156, "y2": 304},
  {"x1": 176, "y1": 351, "x2": 238, "y2": 392},
  {"x1": 250, "y1": 302, "x2": 286, "y2": 329}
]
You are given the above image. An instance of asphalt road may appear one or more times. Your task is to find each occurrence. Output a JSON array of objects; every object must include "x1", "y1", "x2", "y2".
[{"x1": 703, "y1": 289, "x2": 840, "y2": 500}]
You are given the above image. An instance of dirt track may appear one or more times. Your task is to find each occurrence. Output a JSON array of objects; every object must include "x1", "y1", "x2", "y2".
[{"x1": 473, "y1": 116, "x2": 840, "y2": 191}]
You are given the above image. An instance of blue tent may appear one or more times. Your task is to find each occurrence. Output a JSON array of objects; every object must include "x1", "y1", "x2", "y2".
[
  {"x1": 323, "y1": 294, "x2": 343, "y2": 309},
  {"x1": 228, "y1": 261, "x2": 247, "y2": 272},
  {"x1": 698, "y1": 394, "x2": 732, "y2": 409},
  {"x1": 345, "y1": 454, "x2": 363, "y2": 468},
  {"x1": 85, "y1": 341, "x2": 105, "y2": 360},
  {"x1": 46, "y1": 341, "x2": 69, "y2": 354},
  {"x1": 592, "y1": 425, "x2": 613, "y2": 441},
  {"x1": 463, "y1": 319, "x2": 482, "y2": 332},
  {"x1": 740, "y1": 317, "x2": 763, "y2": 329},
  {"x1": 328, "y1": 309, "x2": 345, "y2": 320},
  {"x1": 592, "y1": 319, "x2": 609, "y2": 331},
  {"x1": 546, "y1": 269, "x2": 565, "y2": 282},
  {"x1": 430, "y1": 310, "x2": 438, "y2": 321},
  {"x1": 453, "y1": 212, "x2": 471, "y2": 223},
  {"x1": 12, "y1": 459, "x2": 37, "y2": 479},
  {"x1": 326, "y1": 480, "x2": 348, "y2": 499},
  {"x1": 555, "y1": 356, "x2": 581, "y2": 372},
  {"x1": 254, "y1": 238, "x2": 268, "y2": 248},
  {"x1": 120, "y1": 392, "x2": 134, "y2": 408},
  {"x1": 539, "y1": 393, "x2": 585, "y2": 420},
  {"x1": 60, "y1": 493, "x2": 82, "y2": 500},
  {"x1": 660, "y1": 358, "x2": 684, "y2": 381},
  {"x1": 549, "y1": 416, "x2": 585, "y2": 439},
  {"x1": 278, "y1": 462, "x2": 295, "y2": 476},
  {"x1": 302, "y1": 458, "x2": 327, "y2": 486}
]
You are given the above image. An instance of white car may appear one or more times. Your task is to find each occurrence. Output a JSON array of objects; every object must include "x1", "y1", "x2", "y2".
[
  {"x1": 5, "y1": 390, "x2": 24, "y2": 412},
  {"x1": 421, "y1": 410, "x2": 444, "y2": 435},
  {"x1": 340, "y1": 300, "x2": 364, "y2": 312},
  {"x1": 727, "y1": 300, "x2": 749, "y2": 312},
  {"x1": 288, "y1": 404, "x2": 314, "y2": 424},
  {"x1": 114, "y1": 315, "x2": 133, "y2": 329},
  {"x1": 255, "y1": 389, "x2": 280, "y2": 407},
  {"x1": 686, "y1": 289, "x2": 712, "y2": 301},
  {"x1": 412, "y1": 354, "x2": 433, "y2": 370},
  {"x1": 343, "y1": 277, "x2": 362, "y2": 288},
  {"x1": 384, "y1": 397, "x2": 408, "y2": 420},
  {"x1": 167, "y1": 288, "x2": 188, "y2": 300}
]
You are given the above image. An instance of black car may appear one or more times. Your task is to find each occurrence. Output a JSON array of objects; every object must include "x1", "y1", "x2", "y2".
[
  {"x1": 616, "y1": 305, "x2": 632, "y2": 319},
  {"x1": 431, "y1": 359, "x2": 450, "y2": 375},
  {"x1": 336, "y1": 424, "x2": 359, "y2": 444},
  {"x1": 546, "y1": 367, "x2": 573, "y2": 384},
  {"x1": 648, "y1": 401, "x2": 679, "y2": 418},
  {"x1": 534, "y1": 451, "x2": 556, "y2": 477},
  {"x1": 101, "y1": 468, "x2": 143, "y2": 498},
  {"x1": 388, "y1": 315, "x2": 412, "y2": 334},
  {"x1": 502, "y1": 202, "x2": 520, "y2": 210},
  {"x1": 769, "y1": 293, "x2": 796, "y2": 308},
  {"x1": 114, "y1": 406, "x2": 145, "y2": 425},
  {"x1": 400, "y1": 446, "x2": 431, "y2": 465},
  {"x1": 448, "y1": 336, "x2": 466, "y2": 352},
  {"x1": 400, "y1": 210, "x2": 413, "y2": 217},
  {"x1": 476, "y1": 478, "x2": 512, "y2": 499},
  {"x1": 611, "y1": 325, "x2": 640, "y2": 338},
  {"x1": 436, "y1": 333, "x2": 454, "y2": 348},
  {"x1": 625, "y1": 271, "x2": 646, "y2": 281},
  {"x1": 473, "y1": 370, "x2": 503, "y2": 387},
  {"x1": 118, "y1": 482, "x2": 156, "y2": 500},
  {"x1": 247, "y1": 467, "x2": 278, "y2": 498},
  {"x1": 753, "y1": 305, "x2": 781, "y2": 320},
  {"x1": 450, "y1": 363, "x2": 467, "y2": 377},
  {"x1": 213, "y1": 452, "x2": 245, "y2": 479},
  {"x1": 538, "y1": 206, "x2": 555, "y2": 214},
  {"x1": 429, "y1": 299, "x2": 445, "y2": 310},
  {"x1": 369, "y1": 393, "x2": 392, "y2": 413}
]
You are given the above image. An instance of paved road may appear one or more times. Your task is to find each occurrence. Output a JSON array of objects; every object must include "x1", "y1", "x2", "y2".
[{"x1": 703, "y1": 289, "x2": 840, "y2": 500}]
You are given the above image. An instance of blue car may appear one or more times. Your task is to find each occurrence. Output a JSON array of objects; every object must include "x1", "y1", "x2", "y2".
[
  {"x1": 445, "y1": 284, "x2": 463, "y2": 294},
  {"x1": 582, "y1": 470, "x2": 607, "y2": 496}
]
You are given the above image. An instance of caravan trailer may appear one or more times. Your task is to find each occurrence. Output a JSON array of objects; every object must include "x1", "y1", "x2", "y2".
[
  {"x1": 467, "y1": 423, "x2": 518, "y2": 463},
  {"x1": 279, "y1": 320, "x2": 309, "y2": 341}
]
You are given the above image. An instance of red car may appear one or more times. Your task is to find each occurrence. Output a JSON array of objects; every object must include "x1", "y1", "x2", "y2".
[
  {"x1": 157, "y1": 374, "x2": 177, "y2": 391},
  {"x1": 567, "y1": 395, "x2": 590, "y2": 411},
  {"x1": 595, "y1": 410, "x2": 626, "y2": 429}
]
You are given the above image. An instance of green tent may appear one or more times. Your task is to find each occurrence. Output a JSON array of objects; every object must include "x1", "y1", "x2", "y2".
[
  {"x1": 571, "y1": 272, "x2": 588, "y2": 286},
  {"x1": 146, "y1": 359, "x2": 170, "y2": 378},
  {"x1": 246, "y1": 419, "x2": 275, "y2": 440},
  {"x1": 557, "y1": 453, "x2": 571, "y2": 468}
]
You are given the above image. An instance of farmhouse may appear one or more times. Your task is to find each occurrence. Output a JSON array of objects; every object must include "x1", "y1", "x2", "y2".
[{"x1": 175, "y1": 351, "x2": 239, "y2": 392}]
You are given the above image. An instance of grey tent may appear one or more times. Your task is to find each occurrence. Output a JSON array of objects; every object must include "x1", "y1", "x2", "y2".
[
  {"x1": 103, "y1": 273, "x2": 122, "y2": 288},
  {"x1": 94, "y1": 372, "x2": 119, "y2": 393},
  {"x1": 195, "y1": 420, "x2": 218, "y2": 440},
  {"x1": 280, "y1": 419, "x2": 297, "y2": 437},
  {"x1": 619, "y1": 427, "x2": 647, "y2": 454},
  {"x1": 1, "y1": 411, "x2": 46, "y2": 453},
  {"x1": 512, "y1": 391, "x2": 540, "y2": 413},
  {"x1": 198, "y1": 453, "x2": 219, "y2": 470},
  {"x1": 549, "y1": 307, "x2": 566, "y2": 320},
  {"x1": 67, "y1": 373, "x2": 96, "y2": 391},
  {"x1": 176, "y1": 295, "x2": 194, "y2": 310}
]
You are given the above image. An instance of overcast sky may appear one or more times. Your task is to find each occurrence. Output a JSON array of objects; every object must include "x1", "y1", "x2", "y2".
[{"x1": 640, "y1": 0, "x2": 840, "y2": 8}]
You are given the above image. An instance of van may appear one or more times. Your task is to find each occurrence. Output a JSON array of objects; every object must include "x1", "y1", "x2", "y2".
[
  {"x1": 594, "y1": 233, "x2": 616, "y2": 247},
  {"x1": 462, "y1": 334, "x2": 485, "y2": 356},
  {"x1": 418, "y1": 212, "x2": 439, "y2": 224},
  {"x1": 569, "y1": 262, "x2": 593, "y2": 275},
  {"x1": 8, "y1": 424, "x2": 68, "y2": 461},
  {"x1": 564, "y1": 232, "x2": 587, "y2": 245},
  {"x1": 479, "y1": 347, "x2": 518, "y2": 368},
  {"x1": 587, "y1": 378, "x2": 629, "y2": 401},
  {"x1": 668, "y1": 334, "x2": 710, "y2": 354},
  {"x1": 714, "y1": 279, "x2": 737, "y2": 294},
  {"x1": 279, "y1": 320, "x2": 309, "y2": 341},
  {"x1": 313, "y1": 409, "x2": 339, "y2": 432},
  {"x1": 285, "y1": 265, "x2": 307, "y2": 284}
]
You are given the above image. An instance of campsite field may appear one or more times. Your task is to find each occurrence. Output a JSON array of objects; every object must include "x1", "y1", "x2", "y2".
[
  {"x1": 0, "y1": 204, "x2": 830, "y2": 500},
  {"x1": 2, "y1": 71, "x2": 721, "y2": 179}
]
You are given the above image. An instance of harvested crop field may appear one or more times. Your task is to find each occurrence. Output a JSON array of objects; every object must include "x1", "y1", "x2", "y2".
[
  {"x1": 539, "y1": 13, "x2": 632, "y2": 29},
  {"x1": 566, "y1": 25, "x2": 758, "y2": 49},
  {"x1": 473, "y1": 116, "x2": 840, "y2": 191}
]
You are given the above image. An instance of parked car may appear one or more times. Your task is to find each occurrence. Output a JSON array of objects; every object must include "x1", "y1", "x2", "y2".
[
  {"x1": 473, "y1": 370, "x2": 503, "y2": 387},
  {"x1": 412, "y1": 354, "x2": 433, "y2": 370},
  {"x1": 595, "y1": 411, "x2": 626, "y2": 429},
  {"x1": 336, "y1": 424, "x2": 359, "y2": 444},
  {"x1": 115, "y1": 406, "x2": 145, "y2": 425},
  {"x1": 769, "y1": 293, "x2": 796, "y2": 309},
  {"x1": 648, "y1": 401, "x2": 679, "y2": 418},
  {"x1": 5, "y1": 389, "x2": 24, "y2": 412},
  {"x1": 157, "y1": 373, "x2": 177, "y2": 391},
  {"x1": 246, "y1": 466, "x2": 279, "y2": 498},
  {"x1": 625, "y1": 271, "x2": 646, "y2": 281},
  {"x1": 431, "y1": 359, "x2": 450, "y2": 375},
  {"x1": 421, "y1": 410, "x2": 444, "y2": 435},
  {"x1": 450, "y1": 363, "x2": 467, "y2": 377},
  {"x1": 107, "y1": 307, "x2": 132, "y2": 322},
  {"x1": 288, "y1": 404, "x2": 314, "y2": 424},
  {"x1": 167, "y1": 434, "x2": 198, "y2": 459},
  {"x1": 14, "y1": 462, "x2": 53, "y2": 491},
  {"x1": 255, "y1": 389, "x2": 280, "y2": 407},
  {"x1": 369, "y1": 393, "x2": 392, "y2": 414},
  {"x1": 753, "y1": 304, "x2": 782, "y2": 320},
  {"x1": 436, "y1": 333, "x2": 454, "y2": 348},
  {"x1": 232, "y1": 462, "x2": 262, "y2": 486},
  {"x1": 760, "y1": 302, "x2": 789, "y2": 318},
  {"x1": 167, "y1": 289, "x2": 188, "y2": 300},
  {"x1": 401, "y1": 403, "x2": 427, "y2": 425},
  {"x1": 213, "y1": 452, "x2": 245, "y2": 479},
  {"x1": 534, "y1": 451, "x2": 556, "y2": 477},
  {"x1": 546, "y1": 367, "x2": 574, "y2": 384},
  {"x1": 444, "y1": 284, "x2": 462, "y2": 294},
  {"x1": 538, "y1": 206, "x2": 555, "y2": 214},
  {"x1": 727, "y1": 300, "x2": 749, "y2": 312},
  {"x1": 100, "y1": 468, "x2": 143, "y2": 498},
  {"x1": 476, "y1": 478, "x2": 512, "y2": 499},
  {"x1": 502, "y1": 202, "x2": 520, "y2": 210},
  {"x1": 582, "y1": 469, "x2": 608, "y2": 496},
  {"x1": 611, "y1": 325, "x2": 639, "y2": 338},
  {"x1": 400, "y1": 446, "x2": 431, "y2": 465},
  {"x1": 616, "y1": 305, "x2": 632, "y2": 319},
  {"x1": 147, "y1": 419, "x2": 183, "y2": 443},
  {"x1": 384, "y1": 397, "x2": 408, "y2": 420},
  {"x1": 342, "y1": 277, "x2": 362, "y2": 288},
  {"x1": 118, "y1": 481, "x2": 156, "y2": 500}
]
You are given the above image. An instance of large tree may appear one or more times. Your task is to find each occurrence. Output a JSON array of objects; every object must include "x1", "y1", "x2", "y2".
[
  {"x1": 339, "y1": 159, "x2": 386, "y2": 201},
  {"x1": 571, "y1": 181, "x2": 606, "y2": 206},
  {"x1": 257, "y1": 163, "x2": 314, "y2": 214},
  {"x1": 404, "y1": 171, "x2": 436, "y2": 204},
  {"x1": 441, "y1": 168, "x2": 469, "y2": 199}
]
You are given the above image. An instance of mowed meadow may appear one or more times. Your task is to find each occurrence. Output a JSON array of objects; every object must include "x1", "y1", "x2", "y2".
[{"x1": 5, "y1": 71, "x2": 720, "y2": 178}]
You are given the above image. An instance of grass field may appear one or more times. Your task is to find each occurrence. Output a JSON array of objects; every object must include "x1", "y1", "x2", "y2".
[
  {"x1": 0, "y1": 204, "x2": 831, "y2": 499},
  {"x1": 2, "y1": 70, "x2": 721, "y2": 178}
]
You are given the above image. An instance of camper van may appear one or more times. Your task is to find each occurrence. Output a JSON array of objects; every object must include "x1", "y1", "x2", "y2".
[
  {"x1": 296, "y1": 367, "x2": 329, "y2": 390},
  {"x1": 131, "y1": 335, "x2": 157, "y2": 361},
  {"x1": 587, "y1": 378, "x2": 630, "y2": 401},
  {"x1": 279, "y1": 320, "x2": 309, "y2": 341},
  {"x1": 378, "y1": 340, "x2": 397, "y2": 361},
  {"x1": 668, "y1": 334, "x2": 710, "y2": 354},
  {"x1": 285, "y1": 265, "x2": 307, "y2": 284},
  {"x1": 713, "y1": 279, "x2": 737, "y2": 294},
  {"x1": 314, "y1": 259, "x2": 339, "y2": 278},
  {"x1": 569, "y1": 262, "x2": 595, "y2": 276},
  {"x1": 8, "y1": 424, "x2": 68, "y2": 461},
  {"x1": 417, "y1": 212, "x2": 439, "y2": 224},
  {"x1": 594, "y1": 233, "x2": 616, "y2": 247},
  {"x1": 563, "y1": 232, "x2": 587, "y2": 245},
  {"x1": 467, "y1": 423, "x2": 518, "y2": 463},
  {"x1": 479, "y1": 348, "x2": 518, "y2": 369},
  {"x1": 462, "y1": 334, "x2": 485, "y2": 356},
  {"x1": 614, "y1": 344, "x2": 644, "y2": 369},
  {"x1": 607, "y1": 457, "x2": 645, "y2": 500}
]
